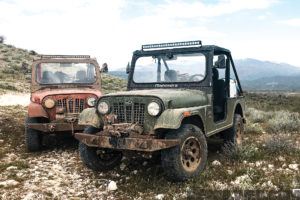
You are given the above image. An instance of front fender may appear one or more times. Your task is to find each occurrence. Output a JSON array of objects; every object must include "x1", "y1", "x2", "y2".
[
  {"x1": 154, "y1": 106, "x2": 206, "y2": 130},
  {"x1": 28, "y1": 102, "x2": 48, "y2": 118},
  {"x1": 78, "y1": 108, "x2": 103, "y2": 128}
]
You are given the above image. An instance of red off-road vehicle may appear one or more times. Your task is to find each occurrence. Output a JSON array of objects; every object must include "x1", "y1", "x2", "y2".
[{"x1": 25, "y1": 55, "x2": 103, "y2": 151}]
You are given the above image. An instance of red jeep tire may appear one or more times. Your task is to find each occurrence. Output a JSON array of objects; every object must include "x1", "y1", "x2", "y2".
[{"x1": 25, "y1": 117, "x2": 43, "y2": 152}]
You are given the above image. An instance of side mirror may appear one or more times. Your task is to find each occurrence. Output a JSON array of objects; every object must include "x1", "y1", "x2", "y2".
[
  {"x1": 101, "y1": 63, "x2": 108, "y2": 73},
  {"x1": 216, "y1": 55, "x2": 226, "y2": 69},
  {"x1": 126, "y1": 62, "x2": 131, "y2": 74}
]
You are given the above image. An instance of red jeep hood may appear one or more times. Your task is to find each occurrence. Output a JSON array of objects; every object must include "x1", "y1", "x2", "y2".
[{"x1": 31, "y1": 88, "x2": 102, "y2": 102}]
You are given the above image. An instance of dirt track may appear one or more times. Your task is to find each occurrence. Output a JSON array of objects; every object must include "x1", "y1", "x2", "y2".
[{"x1": 0, "y1": 93, "x2": 29, "y2": 106}]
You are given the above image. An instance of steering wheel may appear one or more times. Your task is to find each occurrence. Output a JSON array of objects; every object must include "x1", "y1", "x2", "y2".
[{"x1": 189, "y1": 74, "x2": 205, "y2": 81}]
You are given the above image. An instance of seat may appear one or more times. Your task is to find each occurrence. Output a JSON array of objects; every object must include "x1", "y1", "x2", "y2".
[
  {"x1": 164, "y1": 70, "x2": 178, "y2": 82},
  {"x1": 41, "y1": 71, "x2": 53, "y2": 84},
  {"x1": 212, "y1": 68, "x2": 226, "y2": 115},
  {"x1": 76, "y1": 70, "x2": 87, "y2": 82}
]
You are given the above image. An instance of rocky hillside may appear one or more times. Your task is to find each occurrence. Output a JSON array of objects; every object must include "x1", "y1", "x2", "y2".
[
  {"x1": 0, "y1": 43, "x2": 37, "y2": 93},
  {"x1": 0, "y1": 43, "x2": 126, "y2": 94}
]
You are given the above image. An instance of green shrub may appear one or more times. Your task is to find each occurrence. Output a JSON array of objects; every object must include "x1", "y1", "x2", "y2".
[
  {"x1": 10, "y1": 63, "x2": 21, "y2": 71},
  {"x1": 266, "y1": 111, "x2": 300, "y2": 134},
  {"x1": 0, "y1": 82, "x2": 18, "y2": 91},
  {"x1": 244, "y1": 123, "x2": 263, "y2": 134},
  {"x1": 2, "y1": 68, "x2": 15, "y2": 74},
  {"x1": 2, "y1": 56, "x2": 10, "y2": 62},
  {"x1": 246, "y1": 108, "x2": 270, "y2": 123},
  {"x1": 264, "y1": 135, "x2": 295, "y2": 155},
  {"x1": 222, "y1": 144, "x2": 261, "y2": 162}
]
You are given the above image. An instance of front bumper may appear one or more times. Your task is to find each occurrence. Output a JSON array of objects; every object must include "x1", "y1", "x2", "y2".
[
  {"x1": 28, "y1": 122, "x2": 84, "y2": 133},
  {"x1": 74, "y1": 123, "x2": 179, "y2": 152},
  {"x1": 75, "y1": 132, "x2": 179, "y2": 152}
]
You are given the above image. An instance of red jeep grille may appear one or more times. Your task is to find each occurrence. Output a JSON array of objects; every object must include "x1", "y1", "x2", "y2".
[{"x1": 57, "y1": 98, "x2": 85, "y2": 114}]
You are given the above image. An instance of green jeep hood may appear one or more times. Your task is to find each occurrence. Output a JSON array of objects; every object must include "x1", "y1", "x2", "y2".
[{"x1": 104, "y1": 89, "x2": 209, "y2": 109}]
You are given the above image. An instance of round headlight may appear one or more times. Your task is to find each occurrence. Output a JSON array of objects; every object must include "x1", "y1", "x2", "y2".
[
  {"x1": 97, "y1": 101, "x2": 109, "y2": 114},
  {"x1": 44, "y1": 98, "x2": 55, "y2": 109},
  {"x1": 147, "y1": 102, "x2": 161, "y2": 116},
  {"x1": 87, "y1": 97, "x2": 96, "y2": 107}
]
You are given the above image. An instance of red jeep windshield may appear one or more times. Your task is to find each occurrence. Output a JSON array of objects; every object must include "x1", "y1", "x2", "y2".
[{"x1": 36, "y1": 63, "x2": 96, "y2": 84}]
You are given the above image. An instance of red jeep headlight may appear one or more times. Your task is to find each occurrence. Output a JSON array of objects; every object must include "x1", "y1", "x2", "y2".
[
  {"x1": 43, "y1": 98, "x2": 55, "y2": 109},
  {"x1": 87, "y1": 97, "x2": 96, "y2": 107}
]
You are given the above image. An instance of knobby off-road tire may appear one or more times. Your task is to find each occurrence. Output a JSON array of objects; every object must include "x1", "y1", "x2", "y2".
[
  {"x1": 222, "y1": 114, "x2": 244, "y2": 149},
  {"x1": 161, "y1": 124, "x2": 208, "y2": 182},
  {"x1": 79, "y1": 126, "x2": 123, "y2": 171},
  {"x1": 25, "y1": 117, "x2": 43, "y2": 152}
]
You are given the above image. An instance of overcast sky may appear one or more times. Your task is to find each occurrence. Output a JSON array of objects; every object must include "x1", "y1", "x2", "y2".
[{"x1": 0, "y1": 0, "x2": 299, "y2": 69}]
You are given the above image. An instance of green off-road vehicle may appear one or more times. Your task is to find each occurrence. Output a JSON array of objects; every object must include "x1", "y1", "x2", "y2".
[{"x1": 75, "y1": 41, "x2": 245, "y2": 181}]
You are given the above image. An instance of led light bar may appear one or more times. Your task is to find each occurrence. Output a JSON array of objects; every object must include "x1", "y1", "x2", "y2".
[
  {"x1": 40, "y1": 55, "x2": 91, "y2": 59},
  {"x1": 142, "y1": 40, "x2": 202, "y2": 50}
]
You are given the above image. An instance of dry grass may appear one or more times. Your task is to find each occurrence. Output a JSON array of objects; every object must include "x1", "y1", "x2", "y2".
[
  {"x1": 0, "y1": 95, "x2": 299, "y2": 199},
  {"x1": 263, "y1": 135, "x2": 296, "y2": 155},
  {"x1": 101, "y1": 73, "x2": 127, "y2": 94},
  {"x1": 266, "y1": 111, "x2": 300, "y2": 134}
]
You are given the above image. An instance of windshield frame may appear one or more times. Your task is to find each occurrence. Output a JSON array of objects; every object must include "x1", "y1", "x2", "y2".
[
  {"x1": 34, "y1": 59, "x2": 99, "y2": 86},
  {"x1": 128, "y1": 48, "x2": 211, "y2": 90}
]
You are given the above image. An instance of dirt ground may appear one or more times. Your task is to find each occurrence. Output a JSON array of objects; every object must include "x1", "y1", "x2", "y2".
[
  {"x1": 0, "y1": 93, "x2": 300, "y2": 199},
  {"x1": 0, "y1": 93, "x2": 29, "y2": 106}
]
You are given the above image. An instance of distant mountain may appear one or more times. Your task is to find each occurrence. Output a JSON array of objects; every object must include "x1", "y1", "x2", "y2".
[
  {"x1": 242, "y1": 75, "x2": 300, "y2": 91},
  {"x1": 109, "y1": 58, "x2": 300, "y2": 91},
  {"x1": 110, "y1": 58, "x2": 300, "y2": 80},
  {"x1": 108, "y1": 70, "x2": 128, "y2": 79},
  {"x1": 235, "y1": 58, "x2": 300, "y2": 80}
]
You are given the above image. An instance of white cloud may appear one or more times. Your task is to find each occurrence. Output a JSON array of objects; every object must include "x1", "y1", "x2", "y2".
[
  {"x1": 279, "y1": 18, "x2": 300, "y2": 27},
  {"x1": 156, "y1": 0, "x2": 278, "y2": 19},
  {"x1": 0, "y1": 0, "x2": 291, "y2": 69},
  {"x1": 0, "y1": 0, "x2": 127, "y2": 67}
]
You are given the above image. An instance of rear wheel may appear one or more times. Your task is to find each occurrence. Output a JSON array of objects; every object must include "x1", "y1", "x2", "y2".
[
  {"x1": 25, "y1": 117, "x2": 43, "y2": 152},
  {"x1": 79, "y1": 126, "x2": 122, "y2": 171},
  {"x1": 161, "y1": 124, "x2": 208, "y2": 182},
  {"x1": 222, "y1": 114, "x2": 244, "y2": 149}
]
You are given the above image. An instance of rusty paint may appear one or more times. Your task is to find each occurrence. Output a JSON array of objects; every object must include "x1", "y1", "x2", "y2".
[
  {"x1": 75, "y1": 132, "x2": 179, "y2": 152},
  {"x1": 183, "y1": 111, "x2": 191, "y2": 117},
  {"x1": 28, "y1": 102, "x2": 48, "y2": 118},
  {"x1": 28, "y1": 122, "x2": 84, "y2": 133},
  {"x1": 103, "y1": 123, "x2": 144, "y2": 137},
  {"x1": 75, "y1": 119, "x2": 178, "y2": 151}
]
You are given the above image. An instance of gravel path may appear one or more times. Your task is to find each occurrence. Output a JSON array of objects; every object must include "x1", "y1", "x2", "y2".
[{"x1": 0, "y1": 148, "x2": 123, "y2": 199}]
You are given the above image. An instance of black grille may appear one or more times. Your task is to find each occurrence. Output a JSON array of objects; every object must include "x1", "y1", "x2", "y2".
[
  {"x1": 57, "y1": 98, "x2": 85, "y2": 113},
  {"x1": 113, "y1": 102, "x2": 145, "y2": 125}
]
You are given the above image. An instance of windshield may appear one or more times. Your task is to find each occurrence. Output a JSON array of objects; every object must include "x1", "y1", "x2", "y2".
[
  {"x1": 133, "y1": 53, "x2": 206, "y2": 83},
  {"x1": 36, "y1": 63, "x2": 96, "y2": 84}
]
